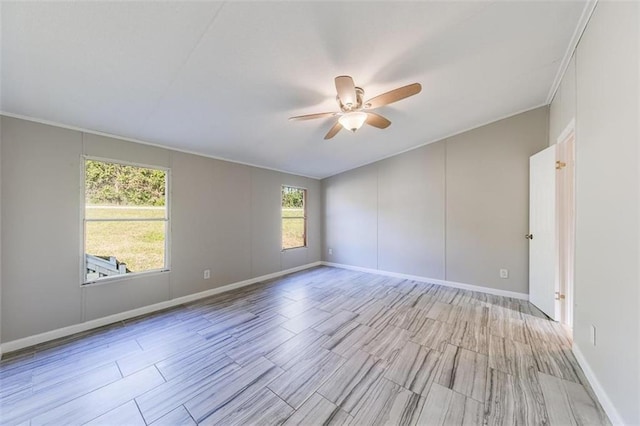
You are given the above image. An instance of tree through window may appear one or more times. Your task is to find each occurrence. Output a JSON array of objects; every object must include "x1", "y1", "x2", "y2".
[
  {"x1": 84, "y1": 158, "x2": 169, "y2": 283},
  {"x1": 282, "y1": 186, "x2": 306, "y2": 250}
]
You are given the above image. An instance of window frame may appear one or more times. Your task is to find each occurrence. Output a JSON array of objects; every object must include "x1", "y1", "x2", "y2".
[
  {"x1": 81, "y1": 156, "x2": 171, "y2": 286},
  {"x1": 281, "y1": 185, "x2": 307, "y2": 251}
]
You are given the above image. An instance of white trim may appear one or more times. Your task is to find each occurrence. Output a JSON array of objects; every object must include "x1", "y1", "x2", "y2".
[
  {"x1": 0, "y1": 261, "x2": 321, "y2": 355},
  {"x1": 556, "y1": 118, "x2": 576, "y2": 146},
  {"x1": 546, "y1": 0, "x2": 598, "y2": 104},
  {"x1": 0, "y1": 112, "x2": 322, "y2": 180},
  {"x1": 1, "y1": 104, "x2": 548, "y2": 181},
  {"x1": 84, "y1": 155, "x2": 170, "y2": 173},
  {"x1": 81, "y1": 156, "x2": 171, "y2": 285},
  {"x1": 281, "y1": 185, "x2": 308, "y2": 251},
  {"x1": 321, "y1": 261, "x2": 529, "y2": 300},
  {"x1": 572, "y1": 343, "x2": 622, "y2": 425}
]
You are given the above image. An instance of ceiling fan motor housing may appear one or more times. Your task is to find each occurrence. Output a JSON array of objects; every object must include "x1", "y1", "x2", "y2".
[{"x1": 337, "y1": 87, "x2": 365, "y2": 112}]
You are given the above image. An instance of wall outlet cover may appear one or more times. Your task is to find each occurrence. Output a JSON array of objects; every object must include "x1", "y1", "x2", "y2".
[
  {"x1": 204, "y1": 269, "x2": 211, "y2": 280},
  {"x1": 499, "y1": 269, "x2": 509, "y2": 279}
]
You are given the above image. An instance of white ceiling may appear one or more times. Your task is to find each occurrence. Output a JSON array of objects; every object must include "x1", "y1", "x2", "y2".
[{"x1": 1, "y1": 1, "x2": 587, "y2": 179}]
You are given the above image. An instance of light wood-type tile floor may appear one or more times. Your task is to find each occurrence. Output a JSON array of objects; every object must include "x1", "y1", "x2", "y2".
[{"x1": 0, "y1": 266, "x2": 610, "y2": 425}]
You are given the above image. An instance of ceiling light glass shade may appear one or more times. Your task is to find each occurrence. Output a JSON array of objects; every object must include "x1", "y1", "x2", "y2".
[{"x1": 339, "y1": 111, "x2": 367, "y2": 132}]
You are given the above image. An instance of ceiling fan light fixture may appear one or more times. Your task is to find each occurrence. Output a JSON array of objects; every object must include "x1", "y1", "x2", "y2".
[{"x1": 339, "y1": 111, "x2": 367, "y2": 132}]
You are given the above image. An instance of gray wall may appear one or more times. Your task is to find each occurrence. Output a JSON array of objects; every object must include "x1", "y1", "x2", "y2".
[
  {"x1": 550, "y1": 2, "x2": 639, "y2": 423},
  {"x1": 0, "y1": 116, "x2": 321, "y2": 343},
  {"x1": 322, "y1": 107, "x2": 549, "y2": 295}
]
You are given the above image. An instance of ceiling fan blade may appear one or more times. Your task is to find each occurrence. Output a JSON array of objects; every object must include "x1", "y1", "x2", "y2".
[
  {"x1": 289, "y1": 112, "x2": 337, "y2": 121},
  {"x1": 366, "y1": 112, "x2": 391, "y2": 129},
  {"x1": 364, "y1": 83, "x2": 422, "y2": 109},
  {"x1": 335, "y1": 75, "x2": 357, "y2": 107},
  {"x1": 324, "y1": 121, "x2": 342, "y2": 140}
]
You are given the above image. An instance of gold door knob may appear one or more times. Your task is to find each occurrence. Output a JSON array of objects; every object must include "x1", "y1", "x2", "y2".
[{"x1": 525, "y1": 233, "x2": 533, "y2": 240}]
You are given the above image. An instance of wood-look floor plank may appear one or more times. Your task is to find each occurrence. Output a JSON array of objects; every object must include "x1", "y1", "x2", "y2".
[
  {"x1": 458, "y1": 305, "x2": 490, "y2": 328},
  {"x1": 449, "y1": 321, "x2": 489, "y2": 355},
  {"x1": 30, "y1": 339, "x2": 141, "y2": 387},
  {"x1": 531, "y1": 339, "x2": 581, "y2": 383},
  {"x1": 197, "y1": 310, "x2": 257, "y2": 339},
  {"x1": 198, "y1": 387, "x2": 293, "y2": 426},
  {"x1": 484, "y1": 368, "x2": 548, "y2": 426},
  {"x1": 317, "y1": 350, "x2": 386, "y2": 414},
  {"x1": 390, "y1": 307, "x2": 429, "y2": 334},
  {"x1": 31, "y1": 366, "x2": 164, "y2": 425},
  {"x1": 489, "y1": 316, "x2": 528, "y2": 343},
  {"x1": 154, "y1": 335, "x2": 236, "y2": 381},
  {"x1": 265, "y1": 327, "x2": 329, "y2": 370},
  {"x1": 231, "y1": 313, "x2": 289, "y2": 342},
  {"x1": 183, "y1": 356, "x2": 283, "y2": 423},
  {"x1": 411, "y1": 293, "x2": 435, "y2": 311},
  {"x1": 426, "y1": 302, "x2": 462, "y2": 324},
  {"x1": 314, "y1": 310, "x2": 359, "y2": 335},
  {"x1": 84, "y1": 400, "x2": 146, "y2": 426},
  {"x1": 149, "y1": 405, "x2": 196, "y2": 426},
  {"x1": 383, "y1": 341, "x2": 440, "y2": 396},
  {"x1": 1, "y1": 363, "x2": 123, "y2": 425},
  {"x1": 268, "y1": 348, "x2": 345, "y2": 409},
  {"x1": 417, "y1": 383, "x2": 484, "y2": 425},
  {"x1": 361, "y1": 324, "x2": 411, "y2": 364},
  {"x1": 282, "y1": 393, "x2": 353, "y2": 426},
  {"x1": 226, "y1": 326, "x2": 295, "y2": 365},
  {"x1": 489, "y1": 334, "x2": 536, "y2": 378},
  {"x1": 281, "y1": 308, "x2": 333, "y2": 334},
  {"x1": 0, "y1": 381, "x2": 31, "y2": 408},
  {"x1": 117, "y1": 333, "x2": 207, "y2": 376},
  {"x1": 436, "y1": 344, "x2": 487, "y2": 402},
  {"x1": 350, "y1": 377, "x2": 424, "y2": 426},
  {"x1": 538, "y1": 372, "x2": 610, "y2": 426},
  {"x1": 0, "y1": 267, "x2": 606, "y2": 426},
  {"x1": 322, "y1": 321, "x2": 376, "y2": 358},
  {"x1": 135, "y1": 359, "x2": 240, "y2": 424},
  {"x1": 0, "y1": 369, "x2": 31, "y2": 400},
  {"x1": 524, "y1": 316, "x2": 572, "y2": 349},
  {"x1": 277, "y1": 300, "x2": 314, "y2": 319},
  {"x1": 411, "y1": 318, "x2": 453, "y2": 352},
  {"x1": 134, "y1": 317, "x2": 212, "y2": 350},
  {"x1": 355, "y1": 300, "x2": 394, "y2": 329}
]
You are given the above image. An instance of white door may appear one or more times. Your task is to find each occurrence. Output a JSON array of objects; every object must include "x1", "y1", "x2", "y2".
[{"x1": 529, "y1": 146, "x2": 558, "y2": 320}]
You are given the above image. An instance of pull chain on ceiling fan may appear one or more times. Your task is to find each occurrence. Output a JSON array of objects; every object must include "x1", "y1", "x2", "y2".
[{"x1": 289, "y1": 75, "x2": 422, "y2": 139}]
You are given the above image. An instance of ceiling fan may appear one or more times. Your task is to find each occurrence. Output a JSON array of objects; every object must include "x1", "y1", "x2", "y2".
[{"x1": 289, "y1": 76, "x2": 421, "y2": 140}]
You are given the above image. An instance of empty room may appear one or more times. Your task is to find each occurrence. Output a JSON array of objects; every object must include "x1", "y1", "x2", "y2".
[{"x1": 0, "y1": 1, "x2": 638, "y2": 425}]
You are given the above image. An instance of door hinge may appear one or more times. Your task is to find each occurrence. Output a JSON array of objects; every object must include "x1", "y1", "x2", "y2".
[
  {"x1": 555, "y1": 292, "x2": 566, "y2": 300},
  {"x1": 556, "y1": 161, "x2": 567, "y2": 170}
]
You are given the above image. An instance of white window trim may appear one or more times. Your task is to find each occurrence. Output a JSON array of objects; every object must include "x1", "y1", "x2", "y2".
[
  {"x1": 281, "y1": 185, "x2": 308, "y2": 251},
  {"x1": 80, "y1": 155, "x2": 171, "y2": 286}
]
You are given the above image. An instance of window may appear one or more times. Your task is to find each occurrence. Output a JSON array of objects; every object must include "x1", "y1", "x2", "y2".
[
  {"x1": 83, "y1": 158, "x2": 169, "y2": 283},
  {"x1": 282, "y1": 186, "x2": 306, "y2": 250}
]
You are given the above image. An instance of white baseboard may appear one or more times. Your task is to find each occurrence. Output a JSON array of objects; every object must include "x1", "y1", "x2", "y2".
[
  {"x1": 0, "y1": 261, "x2": 322, "y2": 356},
  {"x1": 572, "y1": 343, "x2": 623, "y2": 425},
  {"x1": 321, "y1": 261, "x2": 529, "y2": 301}
]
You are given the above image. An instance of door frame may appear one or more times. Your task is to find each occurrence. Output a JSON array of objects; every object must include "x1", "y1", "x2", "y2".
[{"x1": 556, "y1": 119, "x2": 576, "y2": 331}]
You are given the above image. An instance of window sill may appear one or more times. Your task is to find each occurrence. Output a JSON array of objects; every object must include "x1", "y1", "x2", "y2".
[
  {"x1": 281, "y1": 246, "x2": 308, "y2": 252},
  {"x1": 82, "y1": 268, "x2": 170, "y2": 287}
]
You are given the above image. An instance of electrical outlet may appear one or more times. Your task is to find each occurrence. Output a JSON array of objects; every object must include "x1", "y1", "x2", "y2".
[
  {"x1": 591, "y1": 325, "x2": 597, "y2": 346},
  {"x1": 328, "y1": 248, "x2": 333, "y2": 255},
  {"x1": 499, "y1": 268, "x2": 509, "y2": 279},
  {"x1": 204, "y1": 269, "x2": 211, "y2": 280}
]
